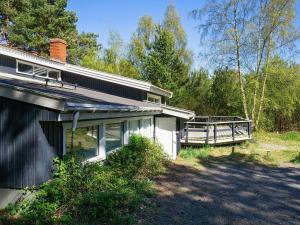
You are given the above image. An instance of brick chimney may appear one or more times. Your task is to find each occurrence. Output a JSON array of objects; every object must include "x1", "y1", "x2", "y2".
[{"x1": 49, "y1": 38, "x2": 67, "y2": 63}]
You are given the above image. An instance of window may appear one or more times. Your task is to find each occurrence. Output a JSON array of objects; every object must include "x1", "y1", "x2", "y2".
[
  {"x1": 147, "y1": 93, "x2": 161, "y2": 104},
  {"x1": 66, "y1": 126, "x2": 98, "y2": 160},
  {"x1": 48, "y1": 71, "x2": 60, "y2": 79},
  {"x1": 17, "y1": 60, "x2": 61, "y2": 80},
  {"x1": 17, "y1": 62, "x2": 33, "y2": 75},
  {"x1": 105, "y1": 123, "x2": 123, "y2": 153},
  {"x1": 142, "y1": 119, "x2": 152, "y2": 138},
  {"x1": 128, "y1": 120, "x2": 140, "y2": 136}
]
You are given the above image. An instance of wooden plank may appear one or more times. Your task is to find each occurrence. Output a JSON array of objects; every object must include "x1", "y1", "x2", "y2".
[
  {"x1": 214, "y1": 124, "x2": 217, "y2": 144},
  {"x1": 185, "y1": 123, "x2": 188, "y2": 143},
  {"x1": 232, "y1": 122, "x2": 235, "y2": 141}
]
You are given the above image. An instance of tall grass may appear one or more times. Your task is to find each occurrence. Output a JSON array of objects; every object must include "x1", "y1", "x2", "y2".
[
  {"x1": 280, "y1": 131, "x2": 300, "y2": 142},
  {"x1": 179, "y1": 146, "x2": 211, "y2": 159}
]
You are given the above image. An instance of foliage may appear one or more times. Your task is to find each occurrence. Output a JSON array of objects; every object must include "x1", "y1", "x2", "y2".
[
  {"x1": 0, "y1": 0, "x2": 100, "y2": 64},
  {"x1": 129, "y1": 5, "x2": 191, "y2": 105},
  {"x1": 105, "y1": 135, "x2": 168, "y2": 179},
  {"x1": 192, "y1": 0, "x2": 300, "y2": 128},
  {"x1": 80, "y1": 31, "x2": 141, "y2": 79},
  {"x1": 280, "y1": 131, "x2": 300, "y2": 142},
  {"x1": 210, "y1": 68, "x2": 243, "y2": 116},
  {"x1": 179, "y1": 131, "x2": 300, "y2": 167},
  {"x1": 179, "y1": 146, "x2": 211, "y2": 159},
  {"x1": 0, "y1": 135, "x2": 168, "y2": 225}
]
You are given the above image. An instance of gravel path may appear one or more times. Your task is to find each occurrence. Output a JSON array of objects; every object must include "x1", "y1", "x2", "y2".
[{"x1": 138, "y1": 158, "x2": 300, "y2": 225}]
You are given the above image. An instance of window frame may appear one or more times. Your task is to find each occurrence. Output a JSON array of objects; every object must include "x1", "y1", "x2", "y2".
[
  {"x1": 16, "y1": 60, "x2": 61, "y2": 80},
  {"x1": 62, "y1": 116, "x2": 154, "y2": 161},
  {"x1": 105, "y1": 122, "x2": 124, "y2": 154},
  {"x1": 147, "y1": 93, "x2": 162, "y2": 104},
  {"x1": 65, "y1": 125, "x2": 99, "y2": 160}
]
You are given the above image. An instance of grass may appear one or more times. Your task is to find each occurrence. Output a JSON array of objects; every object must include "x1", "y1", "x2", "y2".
[
  {"x1": 178, "y1": 131, "x2": 300, "y2": 167},
  {"x1": 280, "y1": 131, "x2": 300, "y2": 142}
]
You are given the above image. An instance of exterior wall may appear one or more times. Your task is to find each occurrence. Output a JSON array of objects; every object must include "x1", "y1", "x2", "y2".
[
  {"x1": 0, "y1": 97, "x2": 63, "y2": 188},
  {"x1": 0, "y1": 54, "x2": 167, "y2": 103},
  {"x1": 62, "y1": 116, "x2": 154, "y2": 160},
  {"x1": 0, "y1": 54, "x2": 16, "y2": 74},
  {"x1": 61, "y1": 71, "x2": 166, "y2": 103},
  {"x1": 61, "y1": 71, "x2": 148, "y2": 101}
]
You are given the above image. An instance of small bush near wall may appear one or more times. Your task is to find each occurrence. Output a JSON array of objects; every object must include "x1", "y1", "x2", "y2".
[
  {"x1": 106, "y1": 135, "x2": 169, "y2": 179},
  {"x1": 0, "y1": 135, "x2": 168, "y2": 225}
]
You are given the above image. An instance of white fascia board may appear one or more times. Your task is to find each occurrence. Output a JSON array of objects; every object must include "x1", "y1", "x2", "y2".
[
  {"x1": 162, "y1": 108, "x2": 194, "y2": 119},
  {"x1": 0, "y1": 45, "x2": 172, "y2": 97},
  {"x1": 0, "y1": 84, "x2": 65, "y2": 111},
  {"x1": 0, "y1": 45, "x2": 65, "y2": 70}
]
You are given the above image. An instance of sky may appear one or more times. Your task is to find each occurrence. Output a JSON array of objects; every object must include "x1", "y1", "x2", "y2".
[{"x1": 67, "y1": 0, "x2": 300, "y2": 67}]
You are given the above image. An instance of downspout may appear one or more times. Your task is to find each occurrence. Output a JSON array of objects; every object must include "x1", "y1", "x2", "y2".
[{"x1": 71, "y1": 111, "x2": 80, "y2": 155}]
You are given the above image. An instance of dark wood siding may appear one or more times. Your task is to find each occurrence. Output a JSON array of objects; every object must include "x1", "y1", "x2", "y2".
[
  {"x1": 0, "y1": 97, "x2": 63, "y2": 188},
  {"x1": 61, "y1": 71, "x2": 162, "y2": 101},
  {"x1": 0, "y1": 54, "x2": 17, "y2": 75}
]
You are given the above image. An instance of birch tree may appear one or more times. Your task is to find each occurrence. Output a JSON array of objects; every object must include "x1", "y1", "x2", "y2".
[{"x1": 193, "y1": 0, "x2": 300, "y2": 128}]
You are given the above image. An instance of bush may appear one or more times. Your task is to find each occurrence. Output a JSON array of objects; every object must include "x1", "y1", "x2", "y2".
[
  {"x1": 0, "y1": 135, "x2": 168, "y2": 225},
  {"x1": 105, "y1": 135, "x2": 168, "y2": 179}
]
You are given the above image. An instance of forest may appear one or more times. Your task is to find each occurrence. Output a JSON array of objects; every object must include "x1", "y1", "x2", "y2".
[{"x1": 0, "y1": 0, "x2": 299, "y2": 131}]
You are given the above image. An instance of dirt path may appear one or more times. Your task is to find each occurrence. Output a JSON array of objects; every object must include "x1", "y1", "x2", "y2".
[{"x1": 137, "y1": 158, "x2": 300, "y2": 225}]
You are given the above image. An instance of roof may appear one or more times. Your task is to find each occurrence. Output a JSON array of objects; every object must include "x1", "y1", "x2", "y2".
[
  {"x1": 0, "y1": 73, "x2": 195, "y2": 119},
  {"x1": 0, "y1": 75, "x2": 161, "y2": 113},
  {"x1": 0, "y1": 45, "x2": 172, "y2": 97}
]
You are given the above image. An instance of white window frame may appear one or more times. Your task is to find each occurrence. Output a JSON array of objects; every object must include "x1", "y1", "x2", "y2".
[
  {"x1": 147, "y1": 93, "x2": 162, "y2": 104},
  {"x1": 62, "y1": 116, "x2": 154, "y2": 161},
  {"x1": 16, "y1": 60, "x2": 61, "y2": 80},
  {"x1": 105, "y1": 122, "x2": 124, "y2": 155}
]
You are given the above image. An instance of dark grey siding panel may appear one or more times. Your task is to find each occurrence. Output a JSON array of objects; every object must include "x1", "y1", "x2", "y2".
[
  {"x1": 0, "y1": 54, "x2": 16, "y2": 68},
  {"x1": 62, "y1": 71, "x2": 152, "y2": 101},
  {"x1": 0, "y1": 54, "x2": 17, "y2": 75},
  {"x1": 0, "y1": 97, "x2": 63, "y2": 188}
]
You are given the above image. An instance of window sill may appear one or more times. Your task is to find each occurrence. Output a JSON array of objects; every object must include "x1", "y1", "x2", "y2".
[{"x1": 84, "y1": 155, "x2": 105, "y2": 163}]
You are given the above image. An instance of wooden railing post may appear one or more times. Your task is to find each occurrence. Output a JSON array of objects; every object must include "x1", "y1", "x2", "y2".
[
  {"x1": 232, "y1": 122, "x2": 235, "y2": 141},
  {"x1": 185, "y1": 123, "x2": 188, "y2": 143},
  {"x1": 214, "y1": 124, "x2": 217, "y2": 144},
  {"x1": 248, "y1": 121, "x2": 252, "y2": 138},
  {"x1": 206, "y1": 123, "x2": 209, "y2": 144}
]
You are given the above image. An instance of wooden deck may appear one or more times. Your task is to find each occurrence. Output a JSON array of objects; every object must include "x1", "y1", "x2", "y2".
[{"x1": 181, "y1": 116, "x2": 252, "y2": 145}]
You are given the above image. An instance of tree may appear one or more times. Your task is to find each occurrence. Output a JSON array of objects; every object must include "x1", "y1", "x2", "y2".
[
  {"x1": 252, "y1": 0, "x2": 300, "y2": 129},
  {"x1": 193, "y1": 0, "x2": 300, "y2": 128},
  {"x1": 261, "y1": 57, "x2": 300, "y2": 131},
  {"x1": 0, "y1": 0, "x2": 30, "y2": 43},
  {"x1": 210, "y1": 68, "x2": 243, "y2": 115},
  {"x1": 0, "y1": 0, "x2": 100, "y2": 64},
  {"x1": 80, "y1": 31, "x2": 140, "y2": 79},
  {"x1": 129, "y1": 4, "x2": 191, "y2": 106},
  {"x1": 182, "y1": 69, "x2": 212, "y2": 115}
]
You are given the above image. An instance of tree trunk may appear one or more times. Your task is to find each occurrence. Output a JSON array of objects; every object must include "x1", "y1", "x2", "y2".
[
  {"x1": 233, "y1": 1, "x2": 249, "y2": 119},
  {"x1": 255, "y1": 47, "x2": 270, "y2": 129}
]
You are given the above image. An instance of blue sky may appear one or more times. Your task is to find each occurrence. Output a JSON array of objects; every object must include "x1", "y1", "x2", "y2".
[{"x1": 67, "y1": 0, "x2": 300, "y2": 67}]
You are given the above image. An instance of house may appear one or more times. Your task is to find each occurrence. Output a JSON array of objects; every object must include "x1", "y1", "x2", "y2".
[{"x1": 0, "y1": 39, "x2": 195, "y2": 189}]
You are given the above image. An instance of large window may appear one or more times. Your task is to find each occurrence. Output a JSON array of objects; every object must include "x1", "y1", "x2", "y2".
[
  {"x1": 142, "y1": 119, "x2": 152, "y2": 138},
  {"x1": 128, "y1": 120, "x2": 140, "y2": 136},
  {"x1": 17, "y1": 60, "x2": 61, "y2": 80},
  {"x1": 105, "y1": 123, "x2": 123, "y2": 153},
  {"x1": 66, "y1": 126, "x2": 98, "y2": 160}
]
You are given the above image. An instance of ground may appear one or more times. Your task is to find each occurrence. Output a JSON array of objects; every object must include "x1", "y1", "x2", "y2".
[{"x1": 137, "y1": 132, "x2": 300, "y2": 225}]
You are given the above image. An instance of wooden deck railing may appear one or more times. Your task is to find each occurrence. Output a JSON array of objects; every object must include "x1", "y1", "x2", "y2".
[{"x1": 181, "y1": 116, "x2": 252, "y2": 145}]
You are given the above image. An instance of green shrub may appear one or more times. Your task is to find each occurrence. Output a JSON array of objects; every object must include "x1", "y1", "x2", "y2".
[
  {"x1": 0, "y1": 135, "x2": 167, "y2": 225},
  {"x1": 105, "y1": 135, "x2": 168, "y2": 179}
]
